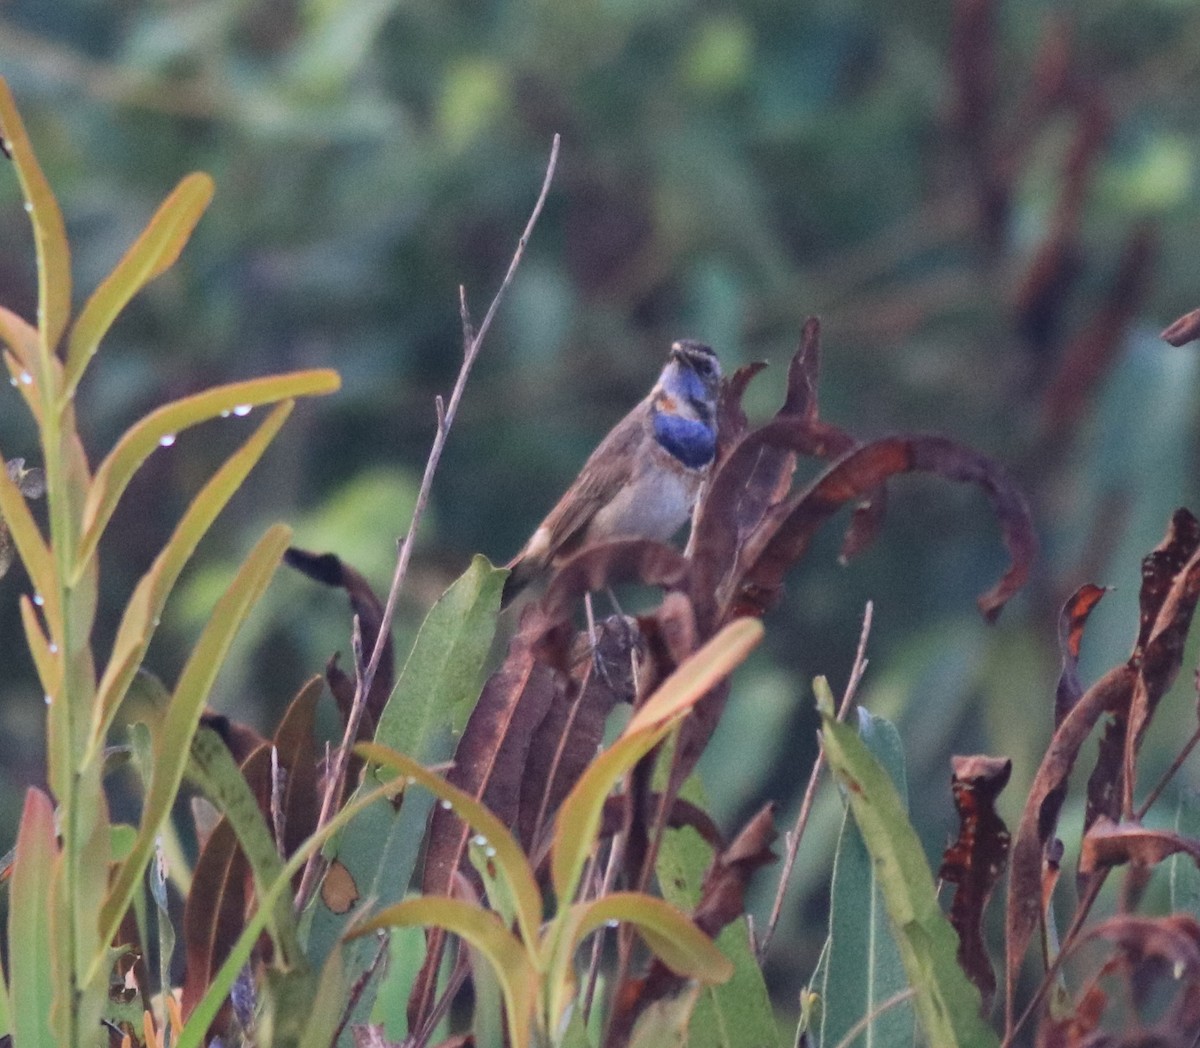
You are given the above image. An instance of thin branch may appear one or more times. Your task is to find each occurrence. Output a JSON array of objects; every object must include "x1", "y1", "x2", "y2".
[
  {"x1": 331, "y1": 931, "x2": 391, "y2": 1045},
  {"x1": 1135, "y1": 724, "x2": 1200, "y2": 821},
  {"x1": 758, "y1": 601, "x2": 873, "y2": 962},
  {"x1": 294, "y1": 133, "x2": 561, "y2": 913}
]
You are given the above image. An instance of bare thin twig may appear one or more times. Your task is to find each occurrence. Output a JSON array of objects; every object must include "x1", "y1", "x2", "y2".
[
  {"x1": 1135, "y1": 724, "x2": 1200, "y2": 821},
  {"x1": 294, "y1": 134, "x2": 561, "y2": 913},
  {"x1": 758, "y1": 601, "x2": 873, "y2": 962}
]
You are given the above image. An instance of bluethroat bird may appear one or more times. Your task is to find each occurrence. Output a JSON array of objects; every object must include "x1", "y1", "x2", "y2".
[{"x1": 502, "y1": 339, "x2": 722, "y2": 606}]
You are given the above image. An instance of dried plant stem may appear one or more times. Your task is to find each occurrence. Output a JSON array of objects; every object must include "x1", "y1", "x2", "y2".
[
  {"x1": 294, "y1": 134, "x2": 561, "y2": 913},
  {"x1": 758, "y1": 600, "x2": 873, "y2": 963}
]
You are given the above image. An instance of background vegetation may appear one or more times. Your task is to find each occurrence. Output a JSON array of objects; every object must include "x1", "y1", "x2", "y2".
[{"x1": 1, "y1": 0, "x2": 1199, "y2": 1016}]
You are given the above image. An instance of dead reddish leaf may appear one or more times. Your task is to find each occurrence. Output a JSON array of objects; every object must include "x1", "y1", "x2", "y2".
[
  {"x1": 284, "y1": 547, "x2": 394, "y2": 735},
  {"x1": 939, "y1": 754, "x2": 1012, "y2": 1008},
  {"x1": 1055, "y1": 584, "x2": 1107, "y2": 727},
  {"x1": 1162, "y1": 307, "x2": 1200, "y2": 348},
  {"x1": 1079, "y1": 817, "x2": 1200, "y2": 876}
]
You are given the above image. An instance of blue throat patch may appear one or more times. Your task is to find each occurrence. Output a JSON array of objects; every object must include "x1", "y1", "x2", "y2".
[{"x1": 653, "y1": 411, "x2": 716, "y2": 469}]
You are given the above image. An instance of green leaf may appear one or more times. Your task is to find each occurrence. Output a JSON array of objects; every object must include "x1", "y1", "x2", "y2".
[
  {"x1": 97, "y1": 524, "x2": 291, "y2": 970},
  {"x1": 819, "y1": 710, "x2": 1000, "y2": 1048},
  {"x1": 552, "y1": 618, "x2": 764, "y2": 906},
  {"x1": 629, "y1": 985, "x2": 703, "y2": 1048},
  {"x1": 65, "y1": 172, "x2": 215, "y2": 395},
  {"x1": 656, "y1": 777, "x2": 781, "y2": 1048},
  {"x1": 0, "y1": 77, "x2": 71, "y2": 358},
  {"x1": 78, "y1": 370, "x2": 339, "y2": 570},
  {"x1": 302, "y1": 557, "x2": 504, "y2": 988},
  {"x1": 8, "y1": 788, "x2": 59, "y2": 1048},
  {"x1": 820, "y1": 707, "x2": 915, "y2": 1048},
  {"x1": 296, "y1": 946, "x2": 346, "y2": 1048},
  {"x1": 348, "y1": 897, "x2": 537, "y2": 1048},
  {"x1": 354, "y1": 743, "x2": 543, "y2": 951},
  {"x1": 88, "y1": 402, "x2": 294, "y2": 758},
  {"x1": 187, "y1": 725, "x2": 304, "y2": 969}
]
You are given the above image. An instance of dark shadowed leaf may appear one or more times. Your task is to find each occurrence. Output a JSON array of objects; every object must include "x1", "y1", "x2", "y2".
[
  {"x1": 939, "y1": 754, "x2": 1012, "y2": 1008},
  {"x1": 284, "y1": 548, "x2": 393, "y2": 735}
]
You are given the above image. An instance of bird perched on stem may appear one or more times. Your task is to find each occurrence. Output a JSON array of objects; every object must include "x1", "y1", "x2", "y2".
[{"x1": 502, "y1": 340, "x2": 722, "y2": 606}]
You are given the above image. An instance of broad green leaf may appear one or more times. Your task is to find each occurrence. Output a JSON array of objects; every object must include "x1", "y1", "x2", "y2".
[
  {"x1": 821, "y1": 707, "x2": 915, "y2": 1048},
  {"x1": 0, "y1": 456, "x2": 59, "y2": 636},
  {"x1": 188, "y1": 725, "x2": 303, "y2": 969},
  {"x1": 656, "y1": 776, "x2": 781, "y2": 1048},
  {"x1": 88, "y1": 402, "x2": 294, "y2": 756},
  {"x1": 0, "y1": 77, "x2": 71, "y2": 359},
  {"x1": 375, "y1": 553, "x2": 506, "y2": 754},
  {"x1": 65, "y1": 172, "x2": 215, "y2": 395},
  {"x1": 79, "y1": 370, "x2": 339, "y2": 567},
  {"x1": 355, "y1": 742, "x2": 542, "y2": 950},
  {"x1": 348, "y1": 897, "x2": 537, "y2": 1048},
  {"x1": 8, "y1": 788, "x2": 58, "y2": 1048},
  {"x1": 820, "y1": 710, "x2": 999, "y2": 1048},
  {"x1": 97, "y1": 524, "x2": 291, "y2": 968},
  {"x1": 552, "y1": 618, "x2": 764, "y2": 905},
  {"x1": 304, "y1": 556, "x2": 503, "y2": 982}
]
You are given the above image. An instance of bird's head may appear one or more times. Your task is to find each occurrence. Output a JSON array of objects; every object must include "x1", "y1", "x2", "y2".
[{"x1": 656, "y1": 340, "x2": 721, "y2": 423}]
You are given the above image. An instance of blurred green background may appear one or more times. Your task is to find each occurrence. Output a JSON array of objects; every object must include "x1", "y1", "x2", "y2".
[{"x1": 1, "y1": 0, "x2": 1199, "y2": 1008}]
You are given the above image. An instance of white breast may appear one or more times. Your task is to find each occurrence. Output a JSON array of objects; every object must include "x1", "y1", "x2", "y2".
[{"x1": 585, "y1": 462, "x2": 700, "y2": 544}]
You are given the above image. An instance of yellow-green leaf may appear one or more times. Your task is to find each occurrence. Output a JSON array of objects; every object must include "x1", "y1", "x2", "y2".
[
  {"x1": 97, "y1": 524, "x2": 291, "y2": 967},
  {"x1": 355, "y1": 742, "x2": 543, "y2": 951},
  {"x1": 0, "y1": 77, "x2": 71, "y2": 359},
  {"x1": 88, "y1": 401, "x2": 294, "y2": 754},
  {"x1": 552, "y1": 618, "x2": 763, "y2": 905},
  {"x1": 79, "y1": 369, "x2": 339, "y2": 570},
  {"x1": 349, "y1": 897, "x2": 537, "y2": 1048},
  {"x1": 65, "y1": 172, "x2": 214, "y2": 395}
]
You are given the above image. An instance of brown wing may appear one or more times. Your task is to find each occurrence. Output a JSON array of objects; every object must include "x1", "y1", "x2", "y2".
[{"x1": 519, "y1": 398, "x2": 650, "y2": 565}]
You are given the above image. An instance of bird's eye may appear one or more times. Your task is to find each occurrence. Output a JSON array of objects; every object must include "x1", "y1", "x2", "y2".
[{"x1": 693, "y1": 358, "x2": 713, "y2": 376}]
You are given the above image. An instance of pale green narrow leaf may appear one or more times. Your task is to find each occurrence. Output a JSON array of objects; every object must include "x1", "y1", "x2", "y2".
[
  {"x1": 88, "y1": 402, "x2": 294, "y2": 754},
  {"x1": 821, "y1": 707, "x2": 915, "y2": 1048},
  {"x1": 80, "y1": 370, "x2": 339, "y2": 565},
  {"x1": 97, "y1": 524, "x2": 291, "y2": 966},
  {"x1": 553, "y1": 618, "x2": 764, "y2": 906},
  {"x1": 819, "y1": 711, "x2": 1000, "y2": 1048},
  {"x1": 656, "y1": 775, "x2": 780, "y2": 1048},
  {"x1": 348, "y1": 897, "x2": 537, "y2": 1048},
  {"x1": 296, "y1": 946, "x2": 346, "y2": 1048},
  {"x1": 188, "y1": 725, "x2": 304, "y2": 968},
  {"x1": 629, "y1": 985, "x2": 702, "y2": 1048},
  {"x1": 8, "y1": 788, "x2": 58, "y2": 1048},
  {"x1": 0, "y1": 77, "x2": 71, "y2": 358},
  {"x1": 65, "y1": 172, "x2": 215, "y2": 394},
  {"x1": 355, "y1": 743, "x2": 543, "y2": 951},
  {"x1": 304, "y1": 556, "x2": 504, "y2": 981}
]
